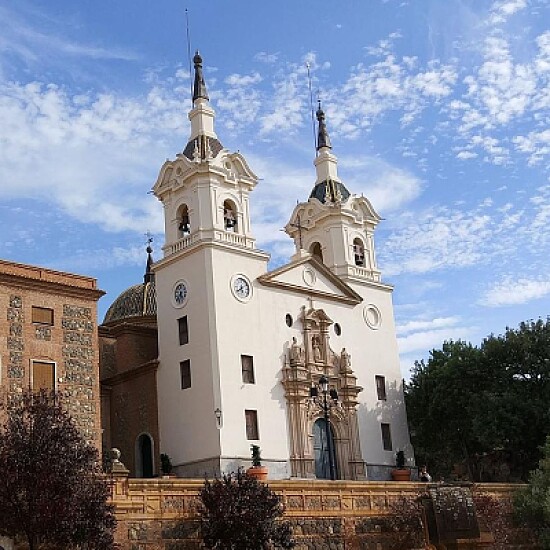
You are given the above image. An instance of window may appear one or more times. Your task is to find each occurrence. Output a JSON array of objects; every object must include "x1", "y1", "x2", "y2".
[
  {"x1": 241, "y1": 355, "x2": 255, "y2": 384},
  {"x1": 223, "y1": 200, "x2": 237, "y2": 231},
  {"x1": 32, "y1": 361, "x2": 55, "y2": 392},
  {"x1": 381, "y1": 423, "x2": 392, "y2": 451},
  {"x1": 375, "y1": 375, "x2": 387, "y2": 400},
  {"x1": 285, "y1": 314, "x2": 293, "y2": 327},
  {"x1": 334, "y1": 323, "x2": 341, "y2": 336},
  {"x1": 32, "y1": 306, "x2": 54, "y2": 325},
  {"x1": 178, "y1": 316, "x2": 189, "y2": 345},
  {"x1": 180, "y1": 360, "x2": 191, "y2": 389},
  {"x1": 245, "y1": 410, "x2": 259, "y2": 440},
  {"x1": 353, "y1": 238, "x2": 365, "y2": 267}
]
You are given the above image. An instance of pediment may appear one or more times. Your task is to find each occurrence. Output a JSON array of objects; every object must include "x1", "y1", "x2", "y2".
[
  {"x1": 258, "y1": 254, "x2": 362, "y2": 305},
  {"x1": 285, "y1": 194, "x2": 380, "y2": 236}
]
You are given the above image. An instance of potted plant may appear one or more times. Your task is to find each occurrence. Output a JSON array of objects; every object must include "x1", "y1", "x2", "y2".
[
  {"x1": 160, "y1": 453, "x2": 175, "y2": 478},
  {"x1": 391, "y1": 450, "x2": 411, "y2": 481},
  {"x1": 246, "y1": 445, "x2": 268, "y2": 481}
]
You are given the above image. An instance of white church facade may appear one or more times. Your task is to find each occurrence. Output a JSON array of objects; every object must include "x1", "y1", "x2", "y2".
[{"x1": 100, "y1": 52, "x2": 412, "y2": 480}]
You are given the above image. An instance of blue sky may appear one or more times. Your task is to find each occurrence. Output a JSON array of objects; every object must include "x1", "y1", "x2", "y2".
[{"x1": 0, "y1": 0, "x2": 549, "y2": 376}]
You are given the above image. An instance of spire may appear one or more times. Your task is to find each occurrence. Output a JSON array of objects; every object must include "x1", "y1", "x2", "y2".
[
  {"x1": 144, "y1": 238, "x2": 154, "y2": 284},
  {"x1": 316, "y1": 100, "x2": 332, "y2": 151},
  {"x1": 192, "y1": 50, "x2": 209, "y2": 103}
]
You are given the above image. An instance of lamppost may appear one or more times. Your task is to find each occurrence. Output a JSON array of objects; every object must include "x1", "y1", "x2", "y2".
[{"x1": 310, "y1": 375, "x2": 339, "y2": 480}]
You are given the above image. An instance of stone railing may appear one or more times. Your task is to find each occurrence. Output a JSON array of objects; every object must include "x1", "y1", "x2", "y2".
[{"x1": 109, "y1": 468, "x2": 535, "y2": 550}]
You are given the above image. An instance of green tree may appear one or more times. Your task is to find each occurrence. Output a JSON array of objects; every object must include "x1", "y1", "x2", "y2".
[
  {"x1": 514, "y1": 436, "x2": 550, "y2": 548},
  {"x1": 406, "y1": 340, "x2": 486, "y2": 478},
  {"x1": 0, "y1": 391, "x2": 116, "y2": 549},
  {"x1": 406, "y1": 319, "x2": 550, "y2": 480},
  {"x1": 199, "y1": 470, "x2": 294, "y2": 550}
]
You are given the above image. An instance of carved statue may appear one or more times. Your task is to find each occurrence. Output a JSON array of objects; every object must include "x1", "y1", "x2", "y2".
[
  {"x1": 289, "y1": 336, "x2": 304, "y2": 364},
  {"x1": 312, "y1": 335, "x2": 322, "y2": 363},
  {"x1": 340, "y1": 348, "x2": 352, "y2": 372}
]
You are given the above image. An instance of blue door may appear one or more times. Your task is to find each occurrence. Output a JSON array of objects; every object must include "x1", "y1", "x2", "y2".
[{"x1": 313, "y1": 418, "x2": 338, "y2": 479}]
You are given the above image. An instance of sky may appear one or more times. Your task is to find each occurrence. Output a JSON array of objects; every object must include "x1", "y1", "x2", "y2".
[{"x1": 0, "y1": 0, "x2": 549, "y2": 377}]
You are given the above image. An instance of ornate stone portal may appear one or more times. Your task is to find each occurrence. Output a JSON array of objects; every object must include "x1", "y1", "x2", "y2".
[{"x1": 282, "y1": 305, "x2": 366, "y2": 480}]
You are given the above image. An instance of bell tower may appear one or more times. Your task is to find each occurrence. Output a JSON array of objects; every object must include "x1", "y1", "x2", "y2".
[
  {"x1": 153, "y1": 51, "x2": 259, "y2": 258},
  {"x1": 285, "y1": 103, "x2": 382, "y2": 284},
  {"x1": 151, "y1": 52, "x2": 269, "y2": 477}
]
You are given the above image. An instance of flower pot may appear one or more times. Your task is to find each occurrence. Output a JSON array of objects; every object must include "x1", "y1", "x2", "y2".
[
  {"x1": 246, "y1": 466, "x2": 268, "y2": 481},
  {"x1": 391, "y1": 468, "x2": 411, "y2": 481}
]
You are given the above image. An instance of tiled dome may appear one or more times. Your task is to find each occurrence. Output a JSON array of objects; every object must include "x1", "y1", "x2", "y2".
[{"x1": 103, "y1": 280, "x2": 156, "y2": 324}]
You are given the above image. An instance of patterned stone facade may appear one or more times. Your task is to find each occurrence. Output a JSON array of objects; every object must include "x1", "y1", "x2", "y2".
[
  {"x1": 109, "y1": 474, "x2": 533, "y2": 549},
  {"x1": 0, "y1": 259, "x2": 104, "y2": 448}
]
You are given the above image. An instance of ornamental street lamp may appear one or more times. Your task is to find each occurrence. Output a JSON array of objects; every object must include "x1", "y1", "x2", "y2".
[{"x1": 310, "y1": 375, "x2": 339, "y2": 480}]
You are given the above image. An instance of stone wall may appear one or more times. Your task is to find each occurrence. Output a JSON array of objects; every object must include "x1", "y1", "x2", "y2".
[
  {"x1": 110, "y1": 472, "x2": 534, "y2": 549},
  {"x1": 0, "y1": 259, "x2": 103, "y2": 449}
]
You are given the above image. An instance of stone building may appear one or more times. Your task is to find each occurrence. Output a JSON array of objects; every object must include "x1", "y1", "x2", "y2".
[
  {"x1": 100, "y1": 52, "x2": 413, "y2": 481},
  {"x1": 0, "y1": 259, "x2": 104, "y2": 448}
]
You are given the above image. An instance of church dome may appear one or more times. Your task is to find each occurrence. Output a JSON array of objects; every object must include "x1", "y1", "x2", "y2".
[
  {"x1": 103, "y1": 242, "x2": 157, "y2": 325},
  {"x1": 103, "y1": 280, "x2": 157, "y2": 324}
]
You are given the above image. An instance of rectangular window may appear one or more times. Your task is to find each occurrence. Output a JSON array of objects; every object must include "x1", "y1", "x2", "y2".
[
  {"x1": 32, "y1": 306, "x2": 54, "y2": 326},
  {"x1": 32, "y1": 361, "x2": 55, "y2": 392},
  {"x1": 381, "y1": 423, "x2": 392, "y2": 451},
  {"x1": 375, "y1": 375, "x2": 387, "y2": 400},
  {"x1": 241, "y1": 355, "x2": 255, "y2": 384},
  {"x1": 245, "y1": 409, "x2": 259, "y2": 440},
  {"x1": 178, "y1": 316, "x2": 189, "y2": 346},
  {"x1": 180, "y1": 360, "x2": 191, "y2": 389}
]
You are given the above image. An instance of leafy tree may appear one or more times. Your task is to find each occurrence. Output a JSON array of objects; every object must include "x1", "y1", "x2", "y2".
[
  {"x1": 0, "y1": 390, "x2": 116, "y2": 550},
  {"x1": 406, "y1": 319, "x2": 550, "y2": 481},
  {"x1": 199, "y1": 470, "x2": 294, "y2": 550},
  {"x1": 514, "y1": 435, "x2": 550, "y2": 548}
]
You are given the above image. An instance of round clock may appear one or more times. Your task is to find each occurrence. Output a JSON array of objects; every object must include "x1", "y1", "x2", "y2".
[
  {"x1": 231, "y1": 274, "x2": 252, "y2": 302},
  {"x1": 173, "y1": 280, "x2": 189, "y2": 308}
]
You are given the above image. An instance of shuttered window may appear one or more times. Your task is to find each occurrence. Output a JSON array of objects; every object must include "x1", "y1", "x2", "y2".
[
  {"x1": 245, "y1": 410, "x2": 259, "y2": 440},
  {"x1": 375, "y1": 375, "x2": 387, "y2": 400},
  {"x1": 180, "y1": 360, "x2": 191, "y2": 389},
  {"x1": 381, "y1": 423, "x2": 392, "y2": 451},
  {"x1": 32, "y1": 306, "x2": 54, "y2": 325},
  {"x1": 32, "y1": 361, "x2": 55, "y2": 392},
  {"x1": 241, "y1": 355, "x2": 255, "y2": 384}
]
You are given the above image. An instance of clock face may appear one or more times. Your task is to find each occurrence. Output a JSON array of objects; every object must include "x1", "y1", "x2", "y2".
[
  {"x1": 231, "y1": 275, "x2": 252, "y2": 302},
  {"x1": 173, "y1": 281, "x2": 188, "y2": 307},
  {"x1": 233, "y1": 277, "x2": 250, "y2": 298}
]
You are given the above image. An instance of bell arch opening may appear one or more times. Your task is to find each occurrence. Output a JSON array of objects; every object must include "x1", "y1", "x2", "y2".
[
  {"x1": 177, "y1": 204, "x2": 191, "y2": 237},
  {"x1": 353, "y1": 238, "x2": 365, "y2": 267},
  {"x1": 223, "y1": 200, "x2": 238, "y2": 232},
  {"x1": 310, "y1": 242, "x2": 323, "y2": 263}
]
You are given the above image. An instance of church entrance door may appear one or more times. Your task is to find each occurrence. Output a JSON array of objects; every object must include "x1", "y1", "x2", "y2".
[{"x1": 313, "y1": 418, "x2": 338, "y2": 479}]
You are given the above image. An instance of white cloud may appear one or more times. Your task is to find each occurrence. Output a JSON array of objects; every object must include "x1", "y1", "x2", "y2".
[
  {"x1": 339, "y1": 156, "x2": 422, "y2": 213},
  {"x1": 398, "y1": 325, "x2": 474, "y2": 354},
  {"x1": 397, "y1": 316, "x2": 460, "y2": 335},
  {"x1": 489, "y1": 0, "x2": 528, "y2": 24},
  {"x1": 481, "y1": 277, "x2": 550, "y2": 306},
  {"x1": 0, "y1": 80, "x2": 177, "y2": 233},
  {"x1": 254, "y1": 52, "x2": 279, "y2": 64}
]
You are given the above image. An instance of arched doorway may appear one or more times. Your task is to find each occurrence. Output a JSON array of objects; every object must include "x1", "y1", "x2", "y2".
[
  {"x1": 313, "y1": 418, "x2": 338, "y2": 479},
  {"x1": 135, "y1": 433, "x2": 154, "y2": 478}
]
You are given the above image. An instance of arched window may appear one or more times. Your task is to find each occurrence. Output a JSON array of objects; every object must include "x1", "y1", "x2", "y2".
[
  {"x1": 178, "y1": 204, "x2": 191, "y2": 237},
  {"x1": 313, "y1": 418, "x2": 338, "y2": 480},
  {"x1": 223, "y1": 200, "x2": 238, "y2": 232},
  {"x1": 135, "y1": 433, "x2": 154, "y2": 478},
  {"x1": 310, "y1": 242, "x2": 323, "y2": 263},
  {"x1": 353, "y1": 238, "x2": 365, "y2": 267}
]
